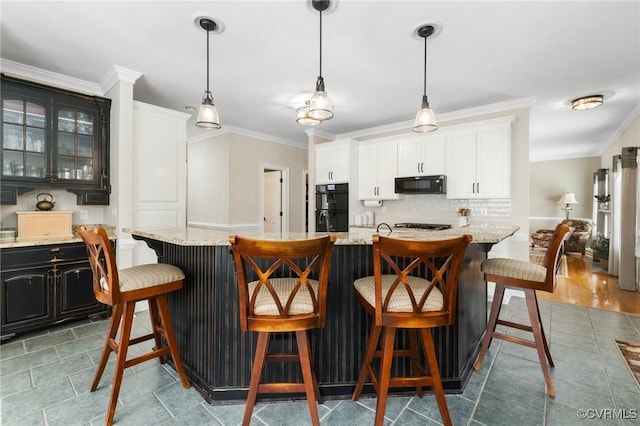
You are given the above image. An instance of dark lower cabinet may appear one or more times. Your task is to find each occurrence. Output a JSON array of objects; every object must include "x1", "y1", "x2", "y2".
[{"x1": 0, "y1": 241, "x2": 110, "y2": 340}]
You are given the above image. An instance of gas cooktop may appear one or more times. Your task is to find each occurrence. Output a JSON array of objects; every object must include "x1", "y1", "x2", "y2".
[{"x1": 393, "y1": 223, "x2": 452, "y2": 231}]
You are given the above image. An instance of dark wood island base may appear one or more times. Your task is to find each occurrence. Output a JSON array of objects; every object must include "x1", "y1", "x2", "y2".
[{"x1": 128, "y1": 228, "x2": 516, "y2": 405}]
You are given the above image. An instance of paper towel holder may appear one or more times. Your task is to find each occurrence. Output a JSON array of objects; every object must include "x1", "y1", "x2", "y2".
[{"x1": 364, "y1": 200, "x2": 383, "y2": 208}]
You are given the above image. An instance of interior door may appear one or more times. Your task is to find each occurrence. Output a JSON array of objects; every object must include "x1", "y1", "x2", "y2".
[{"x1": 264, "y1": 170, "x2": 282, "y2": 233}]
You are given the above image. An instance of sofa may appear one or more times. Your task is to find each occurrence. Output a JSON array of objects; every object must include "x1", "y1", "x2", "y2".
[{"x1": 531, "y1": 219, "x2": 593, "y2": 256}]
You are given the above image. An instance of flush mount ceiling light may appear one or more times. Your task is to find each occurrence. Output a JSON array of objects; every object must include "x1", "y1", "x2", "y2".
[
  {"x1": 571, "y1": 95, "x2": 604, "y2": 111},
  {"x1": 413, "y1": 24, "x2": 438, "y2": 133},
  {"x1": 297, "y1": 0, "x2": 334, "y2": 125},
  {"x1": 196, "y1": 17, "x2": 221, "y2": 129}
]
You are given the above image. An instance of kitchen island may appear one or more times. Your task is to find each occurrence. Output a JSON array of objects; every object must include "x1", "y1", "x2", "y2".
[{"x1": 125, "y1": 225, "x2": 517, "y2": 403}]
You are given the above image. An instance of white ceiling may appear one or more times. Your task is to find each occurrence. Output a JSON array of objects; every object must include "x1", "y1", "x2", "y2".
[{"x1": 2, "y1": 1, "x2": 638, "y2": 161}]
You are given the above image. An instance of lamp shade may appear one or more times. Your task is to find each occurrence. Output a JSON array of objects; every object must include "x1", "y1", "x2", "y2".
[
  {"x1": 558, "y1": 192, "x2": 578, "y2": 205},
  {"x1": 307, "y1": 90, "x2": 334, "y2": 121},
  {"x1": 413, "y1": 106, "x2": 438, "y2": 133},
  {"x1": 296, "y1": 101, "x2": 322, "y2": 126},
  {"x1": 196, "y1": 93, "x2": 221, "y2": 129}
]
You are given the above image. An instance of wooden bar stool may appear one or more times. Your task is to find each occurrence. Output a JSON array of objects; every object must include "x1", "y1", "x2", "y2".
[
  {"x1": 229, "y1": 234, "x2": 336, "y2": 426},
  {"x1": 474, "y1": 223, "x2": 571, "y2": 397},
  {"x1": 352, "y1": 234, "x2": 472, "y2": 426},
  {"x1": 77, "y1": 226, "x2": 191, "y2": 426}
]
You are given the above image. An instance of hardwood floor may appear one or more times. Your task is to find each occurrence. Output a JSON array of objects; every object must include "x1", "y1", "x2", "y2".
[{"x1": 537, "y1": 253, "x2": 640, "y2": 315}]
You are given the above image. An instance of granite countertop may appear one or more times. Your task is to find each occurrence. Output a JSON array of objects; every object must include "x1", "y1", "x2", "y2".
[
  {"x1": 124, "y1": 224, "x2": 519, "y2": 247},
  {"x1": 0, "y1": 224, "x2": 117, "y2": 249}
]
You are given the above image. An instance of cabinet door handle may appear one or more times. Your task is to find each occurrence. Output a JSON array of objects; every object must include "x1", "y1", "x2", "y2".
[
  {"x1": 420, "y1": 162, "x2": 424, "y2": 173},
  {"x1": 472, "y1": 182, "x2": 475, "y2": 193},
  {"x1": 477, "y1": 182, "x2": 480, "y2": 193},
  {"x1": 417, "y1": 163, "x2": 421, "y2": 173}
]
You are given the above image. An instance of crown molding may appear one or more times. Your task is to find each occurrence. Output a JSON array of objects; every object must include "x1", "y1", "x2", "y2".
[
  {"x1": 0, "y1": 59, "x2": 143, "y2": 97},
  {"x1": 133, "y1": 100, "x2": 191, "y2": 121},
  {"x1": 0, "y1": 58, "x2": 103, "y2": 95},
  {"x1": 100, "y1": 65, "x2": 142, "y2": 93},
  {"x1": 187, "y1": 125, "x2": 306, "y2": 149},
  {"x1": 304, "y1": 128, "x2": 336, "y2": 141},
  {"x1": 599, "y1": 103, "x2": 640, "y2": 156},
  {"x1": 339, "y1": 96, "x2": 536, "y2": 140}
]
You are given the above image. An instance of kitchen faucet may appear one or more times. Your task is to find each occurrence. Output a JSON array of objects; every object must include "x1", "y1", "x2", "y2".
[{"x1": 376, "y1": 222, "x2": 392, "y2": 234}]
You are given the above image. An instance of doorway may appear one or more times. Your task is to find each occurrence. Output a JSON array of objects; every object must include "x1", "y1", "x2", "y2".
[{"x1": 262, "y1": 166, "x2": 289, "y2": 233}]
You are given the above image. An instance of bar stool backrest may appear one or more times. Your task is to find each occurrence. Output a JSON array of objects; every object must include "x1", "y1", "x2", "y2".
[
  {"x1": 77, "y1": 225, "x2": 120, "y2": 306},
  {"x1": 372, "y1": 234, "x2": 472, "y2": 328},
  {"x1": 541, "y1": 223, "x2": 572, "y2": 293},
  {"x1": 229, "y1": 235, "x2": 337, "y2": 332}
]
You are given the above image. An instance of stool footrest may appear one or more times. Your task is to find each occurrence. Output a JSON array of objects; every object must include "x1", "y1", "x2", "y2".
[
  {"x1": 257, "y1": 382, "x2": 312, "y2": 395},
  {"x1": 497, "y1": 319, "x2": 533, "y2": 333},
  {"x1": 490, "y1": 330, "x2": 537, "y2": 349},
  {"x1": 125, "y1": 346, "x2": 171, "y2": 369}
]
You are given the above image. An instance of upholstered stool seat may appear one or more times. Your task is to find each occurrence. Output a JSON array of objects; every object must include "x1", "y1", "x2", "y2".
[
  {"x1": 474, "y1": 223, "x2": 571, "y2": 397},
  {"x1": 354, "y1": 275, "x2": 444, "y2": 312},
  {"x1": 77, "y1": 226, "x2": 191, "y2": 426}
]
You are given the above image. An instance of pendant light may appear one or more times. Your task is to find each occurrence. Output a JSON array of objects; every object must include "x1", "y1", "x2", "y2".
[
  {"x1": 196, "y1": 18, "x2": 221, "y2": 129},
  {"x1": 307, "y1": 0, "x2": 334, "y2": 122},
  {"x1": 413, "y1": 25, "x2": 437, "y2": 133},
  {"x1": 296, "y1": 100, "x2": 322, "y2": 126}
]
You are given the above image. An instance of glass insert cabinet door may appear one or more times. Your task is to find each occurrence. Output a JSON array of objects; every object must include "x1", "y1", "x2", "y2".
[
  {"x1": 55, "y1": 107, "x2": 97, "y2": 182},
  {"x1": 2, "y1": 98, "x2": 48, "y2": 179}
]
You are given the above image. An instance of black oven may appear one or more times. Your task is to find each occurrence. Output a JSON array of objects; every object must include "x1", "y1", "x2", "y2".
[{"x1": 315, "y1": 183, "x2": 348, "y2": 232}]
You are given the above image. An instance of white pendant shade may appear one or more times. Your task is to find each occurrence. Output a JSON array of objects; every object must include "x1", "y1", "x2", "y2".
[
  {"x1": 196, "y1": 102, "x2": 221, "y2": 129},
  {"x1": 413, "y1": 107, "x2": 438, "y2": 133},
  {"x1": 308, "y1": 90, "x2": 334, "y2": 121}
]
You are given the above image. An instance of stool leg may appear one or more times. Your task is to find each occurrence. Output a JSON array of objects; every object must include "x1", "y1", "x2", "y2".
[
  {"x1": 244, "y1": 332, "x2": 269, "y2": 426},
  {"x1": 91, "y1": 303, "x2": 123, "y2": 392},
  {"x1": 408, "y1": 329, "x2": 423, "y2": 398},
  {"x1": 421, "y1": 328, "x2": 452, "y2": 426},
  {"x1": 105, "y1": 301, "x2": 135, "y2": 426},
  {"x1": 296, "y1": 330, "x2": 320, "y2": 426},
  {"x1": 352, "y1": 325, "x2": 382, "y2": 401},
  {"x1": 374, "y1": 326, "x2": 396, "y2": 426},
  {"x1": 474, "y1": 284, "x2": 506, "y2": 371},
  {"x1": 524, "y1": 289, "x2": 555, "y2": 397},
  {"x1": 535, "y1": 295, "x2": 554, "y2": 367},
  {"x1": 156, "y1": 295, "x2": 190, "y2": 389},
  {"x1": 148, "y1": 297, "x2": 165, "y2": 365}
]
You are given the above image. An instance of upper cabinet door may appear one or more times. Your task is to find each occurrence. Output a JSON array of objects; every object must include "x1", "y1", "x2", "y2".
[
  {"x1": 397, "y1": 134, "x2": 445, "y2": 177},
  {"x1": 358, "y1": 140, "x2": 398, "y2": 201},
  {"x1": 445, "y1": 121, "x2": 511, "y2": 199},
  {"x1": 475, "y1": 124, "x2": 510, "y2": 198},
  {"x1": 2, "y1": 92, "x2": 49, "y2": 181},
  {"x1": 315, "y1": 140, "x2": 350, "y2": 184}
]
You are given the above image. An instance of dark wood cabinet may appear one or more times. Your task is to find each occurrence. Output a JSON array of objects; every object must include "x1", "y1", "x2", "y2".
[
  {"x1": 0, "y1": 74, "x2": 111, "y2": 205},
  {"x1": 0, "y1": 241, "x2": 111, "y2": 340}
]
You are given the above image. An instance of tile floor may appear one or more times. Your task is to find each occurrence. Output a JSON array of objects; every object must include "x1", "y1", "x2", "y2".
[{"x1": 1, "y1": 298, "x2": 639, "y2": 425}]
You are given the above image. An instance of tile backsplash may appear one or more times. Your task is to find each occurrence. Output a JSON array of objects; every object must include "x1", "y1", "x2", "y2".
[{"x1": 353, "y1": 194, "x2": 511, "y2": 227}]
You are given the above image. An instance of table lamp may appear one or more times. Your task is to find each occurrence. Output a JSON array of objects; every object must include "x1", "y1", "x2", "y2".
[{"x1": 558, "y1": 192, "x2": 578, "y2": 219}]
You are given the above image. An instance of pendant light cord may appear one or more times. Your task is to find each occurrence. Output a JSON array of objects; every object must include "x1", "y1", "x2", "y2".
[
  {"x1": 319, "y1": 9, "x2": 323, "y2": 78},
  {"x1": 422, "y1": 33, "x2": 427, "y2": 98},
  {"x1": 206, "y1": 27, "x2": 210, "y2": 93}
]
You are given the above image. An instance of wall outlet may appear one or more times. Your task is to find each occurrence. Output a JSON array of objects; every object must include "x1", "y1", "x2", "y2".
[{"x1": 79, "y1": 210, "x2": 88, "y2": 220}]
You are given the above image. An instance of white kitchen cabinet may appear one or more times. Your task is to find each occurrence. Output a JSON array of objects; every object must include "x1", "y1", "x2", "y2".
[
  {"x1": 445, "y1": 121, "x2": 511, "y2": 199},
  {"x1": 397, "y1": 133, "x2": 445, "y2": 177},
  {"x1": 315, "y1": 140, "x2": 350, "y2": 184},
  {"x1": 358, "y1": 140, "x2": 398, "y2": 200}
]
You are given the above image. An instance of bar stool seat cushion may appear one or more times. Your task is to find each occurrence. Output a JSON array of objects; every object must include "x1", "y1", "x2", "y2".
[
  {"x1": 354, "y1": 274, "x2": 443, "y2": 312},
  {"x1": 119, "y1": 264, "x2": 185, "y2": 292},
  {"x1": 481, "y1": 258, "x2": 546, "y2": 283},
  {"x1": 248, "y1": 278, "x2": 319, "y2": 315}
]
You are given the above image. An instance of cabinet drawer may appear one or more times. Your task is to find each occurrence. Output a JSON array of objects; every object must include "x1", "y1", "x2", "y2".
[{"x1": 1, "y1": 243, "x2": 88, "y2": 268}]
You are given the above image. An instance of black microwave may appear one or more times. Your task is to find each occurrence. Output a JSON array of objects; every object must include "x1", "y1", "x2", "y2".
[{"x1": 395, "y1": 175, "x2": 446, "y2": 194}]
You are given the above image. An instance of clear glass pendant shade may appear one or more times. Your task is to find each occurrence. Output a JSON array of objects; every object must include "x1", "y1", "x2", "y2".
[
  {"x1": 413, "y1": 107, "x2": 438, "y2": 133},
  {"x1": 308, "y1": 90, "x2": 334, "y2": 121},
  {"x1": 196, "y1": 92, "x2": 221, "y2": 129},
  {"x1": 296, "y1": 101, "x2": 322, "y2": 126}
]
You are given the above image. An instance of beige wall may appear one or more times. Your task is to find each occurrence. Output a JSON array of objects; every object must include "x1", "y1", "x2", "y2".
[
  {"x1": 529, "y1": 157, "x2": 600, "y2": 230},
  {"x1": 187, "y1": 131, "x2": 308, "y2": 232}
]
